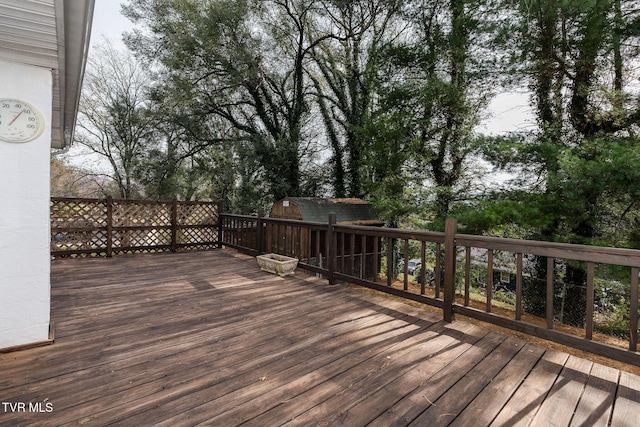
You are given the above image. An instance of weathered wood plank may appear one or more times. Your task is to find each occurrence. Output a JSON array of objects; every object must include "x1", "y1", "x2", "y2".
[
  {"x1": 275, "y1": 322, "x2": 483, "y2": 427},
  {"x1": 449, "y1": 342, "x2": 546, "y2": 427},
  {"x1": 2, "y1": 291, "x2": 380, "y2": 415},
  {"x1": 490, "y1": 350, "x2": 570, "y2": 427},
  {"x1": 365, "y1": 331, "x2": 506, "y2": 427},
  {"x1": 529, "y1": 355, "x2": 592, "y2": 426},
  {"x1": 410, "y1": 335, "x2": 528, "y2": 426},
  {"x1": 610, "y1": 371, "x2": 640, "y2": 427},
  {"x1": 1, "y1": 250, "x2": 638, "y2": 427},
  {"x1": 570, "y1": 363, "x2": 619, "y2": 427},
  {"x1": 190, "y1": 322, "x2": 459, "y2": 427},
  {"x1": 87, "y1": 318, "x2": 424, "y2": 425}
]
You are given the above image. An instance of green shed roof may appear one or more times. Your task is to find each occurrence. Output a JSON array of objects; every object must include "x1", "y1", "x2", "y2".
[{"x1": 272, "y1": 197, "x2": 383, "y2": 225}]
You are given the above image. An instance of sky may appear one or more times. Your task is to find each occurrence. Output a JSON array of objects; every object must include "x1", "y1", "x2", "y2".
[
  {"x1": 89, "y1": 1, "x2": 132, "y2": 50},
  {"x1": 63, "y1": 2, "x2": 132, "y2": 168}
]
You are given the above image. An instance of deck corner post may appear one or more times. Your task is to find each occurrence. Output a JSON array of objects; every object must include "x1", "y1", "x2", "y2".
[
  {"x1": 443, "y1": 218, "x2": 457, "y2": 322},
  {"x1": 106, "y1": 196, "x2": 113, "y2": 258},
  {"x1": 328, "y1": 213, "x2": 337, "y2": 285},
  {"x1": 256, "y1": 208, "x2": 265, "y2": 255}
]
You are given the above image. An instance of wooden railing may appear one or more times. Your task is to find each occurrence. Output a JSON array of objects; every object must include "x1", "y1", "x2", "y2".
[
  {"x1": 220, "y1": 212, "x2": 640, "y2": 366},
  {"x1": 51, "y1": 197, "x2": 222, "y2": 258}
]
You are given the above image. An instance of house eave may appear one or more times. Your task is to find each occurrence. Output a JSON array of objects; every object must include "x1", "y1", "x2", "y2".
[{"x1": 0, "y1": 0, "x2": 95, "y2": 149}]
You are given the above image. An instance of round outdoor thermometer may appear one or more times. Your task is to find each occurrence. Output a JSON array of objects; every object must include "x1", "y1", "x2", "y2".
[{"x1": 0, "y1": 98, "x2": 46, "y2": 143}]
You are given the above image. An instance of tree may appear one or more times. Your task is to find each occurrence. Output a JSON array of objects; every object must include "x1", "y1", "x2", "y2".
[
  {"x1": 75, "y1": 40, "x2": 156, "y2": 199},
  {"x1": 361, "y1": 0, "x2": 494, "y2": 227},
  {"x1": 122, "y1": 0, "x2": 320, "y2": 201},
  {"x1": 479, "y1": 0, "x2": 640, "y2": 242},
  {"x1": 50, "y1": 156, "x2": 103, "y2": 198},
  {"x1": 309, "y1": 0, "x2": 403, "y2": 198},
  {"x1": 476, "y1": 0, "x2": 640, "y2": 324}
]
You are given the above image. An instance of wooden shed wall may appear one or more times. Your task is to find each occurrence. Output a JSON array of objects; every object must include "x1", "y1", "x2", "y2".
[
  {"x1": 269, "y1": 198, "x2": 383, "y2": 225},
  {"x1": 269, "y1": 200, "x2": 304, "y2": 221}
]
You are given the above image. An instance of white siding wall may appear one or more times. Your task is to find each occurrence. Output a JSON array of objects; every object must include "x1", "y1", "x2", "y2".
[{"x1": 0, "y1": 60, "x2": 52, "y2": 349}]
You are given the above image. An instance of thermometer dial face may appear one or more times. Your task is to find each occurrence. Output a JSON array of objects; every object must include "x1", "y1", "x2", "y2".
[{"x1": 0, "y1": 98, "x2": 45, "y2": 143}]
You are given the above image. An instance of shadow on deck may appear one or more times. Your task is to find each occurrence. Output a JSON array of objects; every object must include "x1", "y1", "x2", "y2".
[{"x1": 1, "y1": 249, "x2": 639, "y2": 426}]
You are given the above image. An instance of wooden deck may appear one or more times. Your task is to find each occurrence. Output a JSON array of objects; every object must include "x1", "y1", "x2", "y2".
[{"x1": 1, "y1": 249, "x2": 639, "y2": 426}]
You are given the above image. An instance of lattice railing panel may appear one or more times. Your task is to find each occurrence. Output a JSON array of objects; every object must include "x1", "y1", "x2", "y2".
[
  {"x1": 178, "y1": 227, "x2": 218, "y2": 245},
  {"x1": 113, "y1": 229, "x2": 172, "y2": 250},
  {"x1": 112, "y1": 201, "x2": 171, "y2": 227},
  {"x1": 51, "y1": 229, "x2": 108, "y2": 253},
  {"x1": 178, "y1": 203, "x2": 219, "y2": 226},
  {"x1": 51, "y1": 199, "x2": 107, "y2": 229},
  {"x1": 51, "y1": 198, "x2": 220, "y2": 258},
  {"x1": 51, "y1": 199, "x2": 108, "y2": 256}
]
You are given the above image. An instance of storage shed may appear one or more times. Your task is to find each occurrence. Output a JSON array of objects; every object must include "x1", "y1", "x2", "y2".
[
  {"x1": 268, "y1": 198, "x2": 383, "y2": 279},
  {"x1": 269, "y1": 197, "x2": 383, "y2": 226}
]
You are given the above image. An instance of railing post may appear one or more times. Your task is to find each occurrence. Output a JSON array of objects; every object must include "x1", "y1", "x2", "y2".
[
  {"x1": 170, "y1": 199, "x2": 178, "y2": 253},
  {"x1": 443, "y1": 218, "x2": 457, "y2": 322},
  {"x1": 256, "y1": 208, "x2": 264, "y2": 255},
  {"x1": 106, "y1": 196, "x2": 113, "y2": 258},
  {"x1": 328, "y1": 213, "x2": 337, "y2": 285}
]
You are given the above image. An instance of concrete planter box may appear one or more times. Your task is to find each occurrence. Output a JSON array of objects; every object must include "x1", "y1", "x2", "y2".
[{"x1": 256, "y1": 254, "x2": 298, "y2": 277}]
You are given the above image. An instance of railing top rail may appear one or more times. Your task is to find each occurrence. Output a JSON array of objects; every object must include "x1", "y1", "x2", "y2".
[
  {"x1": 262, "y1": 217, "x2": 329, "y2": 228},
  {"x1": 334, "y1": 223, "x2": 446, "y2": 243},
  {"x1": 457, "y1": 233, "x2": 640, "y2": 267},
  {"x1": 51, "y1": 197, "x2": 107, "y2": 204},
  {"x1": 221, "y1": 213, "x2": 329, "y2": 228},
  {"x1": 220, "y1": 213, "x2": 256, "y2": 219}
]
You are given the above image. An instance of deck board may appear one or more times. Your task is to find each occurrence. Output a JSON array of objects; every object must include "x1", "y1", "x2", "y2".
[{"x1": 1, "y1": 249, "x2": 639, "y2": 426}]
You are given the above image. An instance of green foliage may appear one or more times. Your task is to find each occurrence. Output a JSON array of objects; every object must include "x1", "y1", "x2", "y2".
[{"x1": 99, "y1": 0, "x2": 640, "y2": 263}]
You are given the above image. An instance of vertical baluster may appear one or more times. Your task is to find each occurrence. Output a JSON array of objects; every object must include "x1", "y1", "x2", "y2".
[
  {"x1": 272, "y1": 223, "x2": 277, "y2": 253},
  {"x1": 374, "y1": 236, "x2": 380, "y2": 283},
  {"x1": 242, "y1": 220, "x2": 246, "y2": 249},
  {"x1": 245, "y1": 220, "x2": 249, "y2": 249},
  {"x1": 631, "y1": 267, "x2": 638, "y2": 352},
  {"x1": 284, "y1": 225, "x2": 289, "y2": 255},
  {"x1": 339, "y1": 232, "x2": 345, "y2": 272},
  {"x1": 324, "y1": 227, "x2": 329, "y2": 270},
  {"x1": 387, "y1": 237, "x2": 393, "y2": 287},
  {"x1": 586, "y1": 262, "x2": 595, "y2": 340},
  {"x1": 547, "y1": 257, "x2": 555, "y2": 329},
  {"x1": 350, "y1": 233, "x2": 356, "y2": 276},
  {"x1": 291, "y1": 225, "x2": 296, "y2": 257},
  {"x1": 328, "y1": 213, "x2": 337, "y2": 285},
  {"x1": 256, "y1": 210, "x2": 262, "y2": 254},
  {"x1": 315, "y1": 229, "x2": 321, "y2": 267},
  {"x1": 435, "y1": 243, "x2": 441, "y2": 299},
  {"x1": 290, "y1": 224, "x2": 294, "y2": 256},
  {"x1": 360, "y1": 234, "x2": 366, "y2": 279},
  {"x1": 106, "y1": 196, "x2": 113, "y2": 257},
  {"x1": 464, "y1": 247, "x2": 471, "y2": 306},
  {"x1": 234, "y1": 218, "x2": 238, "y2": 247},
  {"x1": 403, "y1": 239, "x2": 409, "y2": 290},
  {"x1": 443, "y1": 218, "x2": 457, "y2": 322},
  {"x1": 421, "y1": 241, "x2": 427, "y2": 295},
  {"x1": 516, "y1": 253, "x2": 523, "y2": 321},
  {"x1": 487, "y1": 249, "x2": 493, "y2": 313}
]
